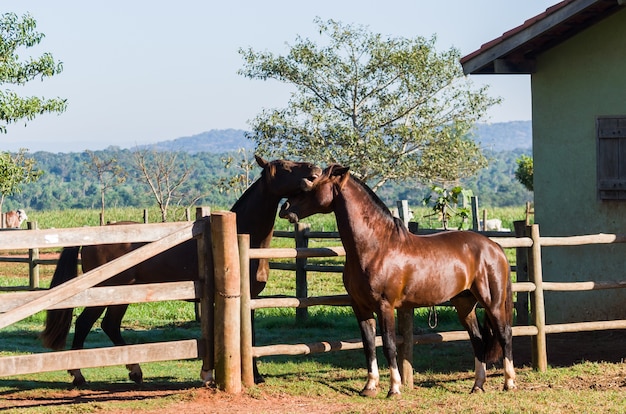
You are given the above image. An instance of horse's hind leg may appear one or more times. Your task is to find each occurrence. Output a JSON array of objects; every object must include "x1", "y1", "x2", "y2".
[
  {"x1": 484, "y1": 302, "x2": 516, "y2": 391},
  {"x1": 69, "y1": 306, "x2": 107, "y2": 386},
  {"x1": 451, "y1": 295, "x2": 486, "y2": 393},
  {"x1": 101, "y1": 304, "x2": 143, "y2": 384}
]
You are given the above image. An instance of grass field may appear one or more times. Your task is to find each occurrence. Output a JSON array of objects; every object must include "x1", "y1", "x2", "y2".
[{"x1": 1, "y1": 207, "x2": 625, "y2": 413}]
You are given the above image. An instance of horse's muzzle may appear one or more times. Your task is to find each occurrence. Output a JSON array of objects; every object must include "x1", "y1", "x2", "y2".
[{"x1": 279, "y1": 202, "x2": 299, "y2": 223}]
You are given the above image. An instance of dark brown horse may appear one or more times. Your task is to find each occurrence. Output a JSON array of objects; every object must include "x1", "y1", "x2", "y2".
[
  {"x1": 279, "y1": 164, "x2": 516, "y2": 397},
  {"x1": 41, "y1": 155, "x2": 322, "y2": 386}
]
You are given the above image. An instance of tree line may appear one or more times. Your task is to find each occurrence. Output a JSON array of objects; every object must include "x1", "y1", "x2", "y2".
[{"x1": 3, "y1": 146, "x2": 532, "y2": 216}]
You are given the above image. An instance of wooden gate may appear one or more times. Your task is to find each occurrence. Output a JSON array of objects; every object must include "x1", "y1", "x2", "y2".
[{"x1": 0, "y1": 208, "x2": 224, "y2": 389}]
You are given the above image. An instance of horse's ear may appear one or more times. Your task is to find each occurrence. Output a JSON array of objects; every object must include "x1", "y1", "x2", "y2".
[
  {"x1": 257, "y1": 155, "x2": 276, "y2": 178},
  {"x1": 328, "y1": 164, "x2": 349, "y2": 177},
  {"x1": 255, "y1": 154, "x2": 268, "y2": 168},
  {"x1": 338, "y1": 169, "x2": 350, "y2": 189}
]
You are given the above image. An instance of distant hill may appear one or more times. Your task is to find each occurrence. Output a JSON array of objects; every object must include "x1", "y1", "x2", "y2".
[
  {"x1": 141, "y1": 120, "x2": 531, "y2": 154},
  {"x1": 473, "y1": 120, "x2": 531, "y2": 151},
  {"x1": 135, "y1": 129, "x2": 253, "y2": 154}
]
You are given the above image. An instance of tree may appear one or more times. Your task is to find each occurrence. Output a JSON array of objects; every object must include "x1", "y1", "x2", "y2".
[
  {"x1": 422, "y1": 185, "x2": 469, "y2": 230},
  {"x1": 133, "y1": 149, "x2": 193, "y2": 222},
  {"x1": 0, "y1": 13, "x2": 67, "y2": 133},
  {"x1": 215, "y1": 147, "x2": 257, "y2": 198},
  {"x1": 239, "y1": 18, "x2": 496, "y2": 191},
  {"x1": 0, "y1": 148, "x2": 42, "y2": 212},
  {"x1": 84, "y1": 151, "x2": 127, "y2": 225},
  {"x1": 515, "y1": 155, "x2": 534, "y2": 191}
]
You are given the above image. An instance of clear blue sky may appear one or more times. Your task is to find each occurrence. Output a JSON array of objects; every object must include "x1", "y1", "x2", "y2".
[{"x1": 3, "y1": 1, "x2": 556, "y2": 152}]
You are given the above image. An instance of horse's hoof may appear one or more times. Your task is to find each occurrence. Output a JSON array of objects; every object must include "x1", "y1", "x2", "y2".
[
  {"x1": 72, "y1": 377, "x2": 87, "y2": 387},
  {"x1": 359, "y1": 387, "x2": 379, "y2": 398},
  {"x1": 503, "y1": 382, "x2": 517, "y2": 391},
  {"x1": 129, "y1": 371, "x2": 143, "y2": 384},
  {"x1": 200, "y1": 370, "x2": 215, "y2": 387},
  {"x1": 470, "y1": 385, "x2": 485, "y2": 394},
  {"x1": 386, "y1": 390, "x2": 402, "y2": 399}
]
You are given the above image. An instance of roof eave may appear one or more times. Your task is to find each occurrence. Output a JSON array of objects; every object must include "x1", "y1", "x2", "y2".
[{"x1": 461, "y1": 0, "x2": 621, "y2": 75}]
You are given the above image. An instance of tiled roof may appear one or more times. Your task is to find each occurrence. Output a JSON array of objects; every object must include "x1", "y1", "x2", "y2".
[{"x1": 461, "y1": 0, "x2": 624, "y2": 74}]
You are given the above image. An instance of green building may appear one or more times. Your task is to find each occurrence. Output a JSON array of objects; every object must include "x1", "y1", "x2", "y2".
[{"x1": 461, "y1": 0, "x2": 626, "y2": 324}]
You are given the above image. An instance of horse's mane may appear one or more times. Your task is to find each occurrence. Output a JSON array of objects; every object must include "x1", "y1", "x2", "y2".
[
  {"x1": 230, "y1": 173, "x2": 264, "y2": 212},
  {"x1": 348, "y1": 174, "x2": 407, "y2": 227}
]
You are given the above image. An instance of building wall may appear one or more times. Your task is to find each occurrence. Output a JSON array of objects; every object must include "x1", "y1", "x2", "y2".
[{"x1": 531, "y1": 10, "x2": 626, "y2": 323}]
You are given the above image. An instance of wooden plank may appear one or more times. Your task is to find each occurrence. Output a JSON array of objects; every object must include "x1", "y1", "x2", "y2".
[
  {"x1": 0, "y1": 222, "x2": 190, "y2": 250},
  {"x1": 0, "y1": 222, "x2": 197, "y2": 329},
  {"x1": 0, "y1": 281, "x2": 199, "y2": 312},
  {"x1": 544, "y1": 320, "x2": 626, "y2": 334},
  {"x1": 249, "y1": 246, "x2": 345, "y2": 260},
  {"x1": 492, "y1": 237, "x2": 533, "y2": 248},
  {"x1": 253, "y1": 326, "x2": 540, "y2": 358},
  {"x1": 540, "y1": 233, "x2": 626, "y2": 246},
  {"x1": 250, "y1": 295, "x2": 351, "y2": 310},
  {"x1": 543, "y1": 280, "x2": 626, "y2": 292},
  {"x1": 0, "y1": 340, "x2": 201, "y2": 377}
]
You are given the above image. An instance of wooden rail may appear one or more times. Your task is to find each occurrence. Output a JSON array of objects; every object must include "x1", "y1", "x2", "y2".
[{"x1": 237, "y1": 222, "x2": 626, "y2": 389}]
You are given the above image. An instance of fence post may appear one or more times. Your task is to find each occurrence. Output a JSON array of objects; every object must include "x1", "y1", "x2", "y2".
[
  {"x1": 195, "y1": 207, "x2": 214, "y2": 385},
  {"x1": 471, "y1": 196, "x2": 480, "y2": 230},
  {"x1": 397, "y1": 308, "x2": 414, "y2": 389},
  {"x1": 27, "y1": 221, "x2": 40, "y2": 290},
  {"x1": 211, "y1": 211, "x2": 242, "y2": 393},
  {"x1": 528, "y1": 223, "x2": 547, "y2": 371},
  {"x1": 396, "y1": 200, "x2": 411, "y2": 227},
  {"x1": 143, "y1": 209, "x2": 149, "y2": 223},
  {"x1": 295, "y1": 222, "x2": 310, "y2": 324},
  {"x1": 513, "y1": 220, "x2": 529, "y2": 326},
  {"x1": 238, "y1": 233, "x2": 255, "y2": 388}
]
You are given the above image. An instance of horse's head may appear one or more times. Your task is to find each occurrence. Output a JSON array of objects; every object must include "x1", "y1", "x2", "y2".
[
  {"x1": 255, "y1": 155, "x2": 323, "y2": 197},
  {"x1": 279, "y1": 164, "x2": 350, "y2": 223}
]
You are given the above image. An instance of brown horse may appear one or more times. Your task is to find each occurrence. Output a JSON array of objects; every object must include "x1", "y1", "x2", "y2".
[
  {"x1": 279, "y1": 164, "x2": 516, "y2": 397},
  {"x1": 41, "y1": 155, "x2": 322, "y2": 386}
]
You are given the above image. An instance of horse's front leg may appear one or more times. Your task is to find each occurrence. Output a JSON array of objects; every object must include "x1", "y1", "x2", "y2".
[
  {"x1": 378, "y1": 304, "x2": 401, "y2": 398},
  {"x1": 356, "y1": 313, "x2": 379, "y2": 397}
]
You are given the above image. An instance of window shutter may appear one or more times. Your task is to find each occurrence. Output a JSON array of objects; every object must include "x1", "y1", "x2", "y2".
[{"x1": 597, "y1": 116, "x2": 626, "y2": 200}]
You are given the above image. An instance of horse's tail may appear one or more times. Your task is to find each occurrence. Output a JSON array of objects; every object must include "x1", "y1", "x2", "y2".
[
  {"x1": 40, "y1": 246, "x2": 81, "y2": 350},
  {"x1": 482, "y1": 262, "x2": 513, "y2": 364}
]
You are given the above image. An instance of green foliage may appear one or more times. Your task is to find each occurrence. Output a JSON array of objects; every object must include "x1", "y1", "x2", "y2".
[
  {"x1": 515, "y1": 154, "x2": 534, "y2": 191},
  {"x1": 84, "y1": 150, "x2": 127, "y2": 224},
  {"x1": 0, "y1": 13, "x2": 66, "y2": 133},
  {"x1": 239, "y1": 18, "x2": 496, "y2": 191},
  {"x1": 215, "y1": 148, "x2": 256, "y2": 198},
  {"x1": 0, "y1": 148, "x2": 42, "y2": 212},
  {"x1": 422, "y1": 185, "x2": 470, "y2": 230}
]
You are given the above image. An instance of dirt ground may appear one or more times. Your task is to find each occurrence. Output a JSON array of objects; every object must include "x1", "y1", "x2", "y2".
[{"x1": 2, "y1": 331, "x2": 624, "y2": 413}]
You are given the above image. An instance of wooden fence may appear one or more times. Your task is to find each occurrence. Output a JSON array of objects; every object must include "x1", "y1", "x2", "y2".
[
  {"x1": 2, "y1": 212, "x2": 626, "y2": 393},
  {"x1": 238, "y1": 222, "x2": 626, "y2": 389},
  {"x1": 0, "y1": 208, "x2": 226, "y2": 390}
]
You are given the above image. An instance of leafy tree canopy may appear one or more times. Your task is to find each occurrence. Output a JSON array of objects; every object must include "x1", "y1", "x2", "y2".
[
  {"x1": 0, "y1": 12, "x2": 67, "y2": 133},
  {"x1": 0, "y1": 148, "x2": 42, "y2": 212},
  {"x1": 515, "y1": 154, "x2": 533, "y2": 192},
  {"x1": 239, "y1": 18, "x2": 498, "y2": 190}
]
